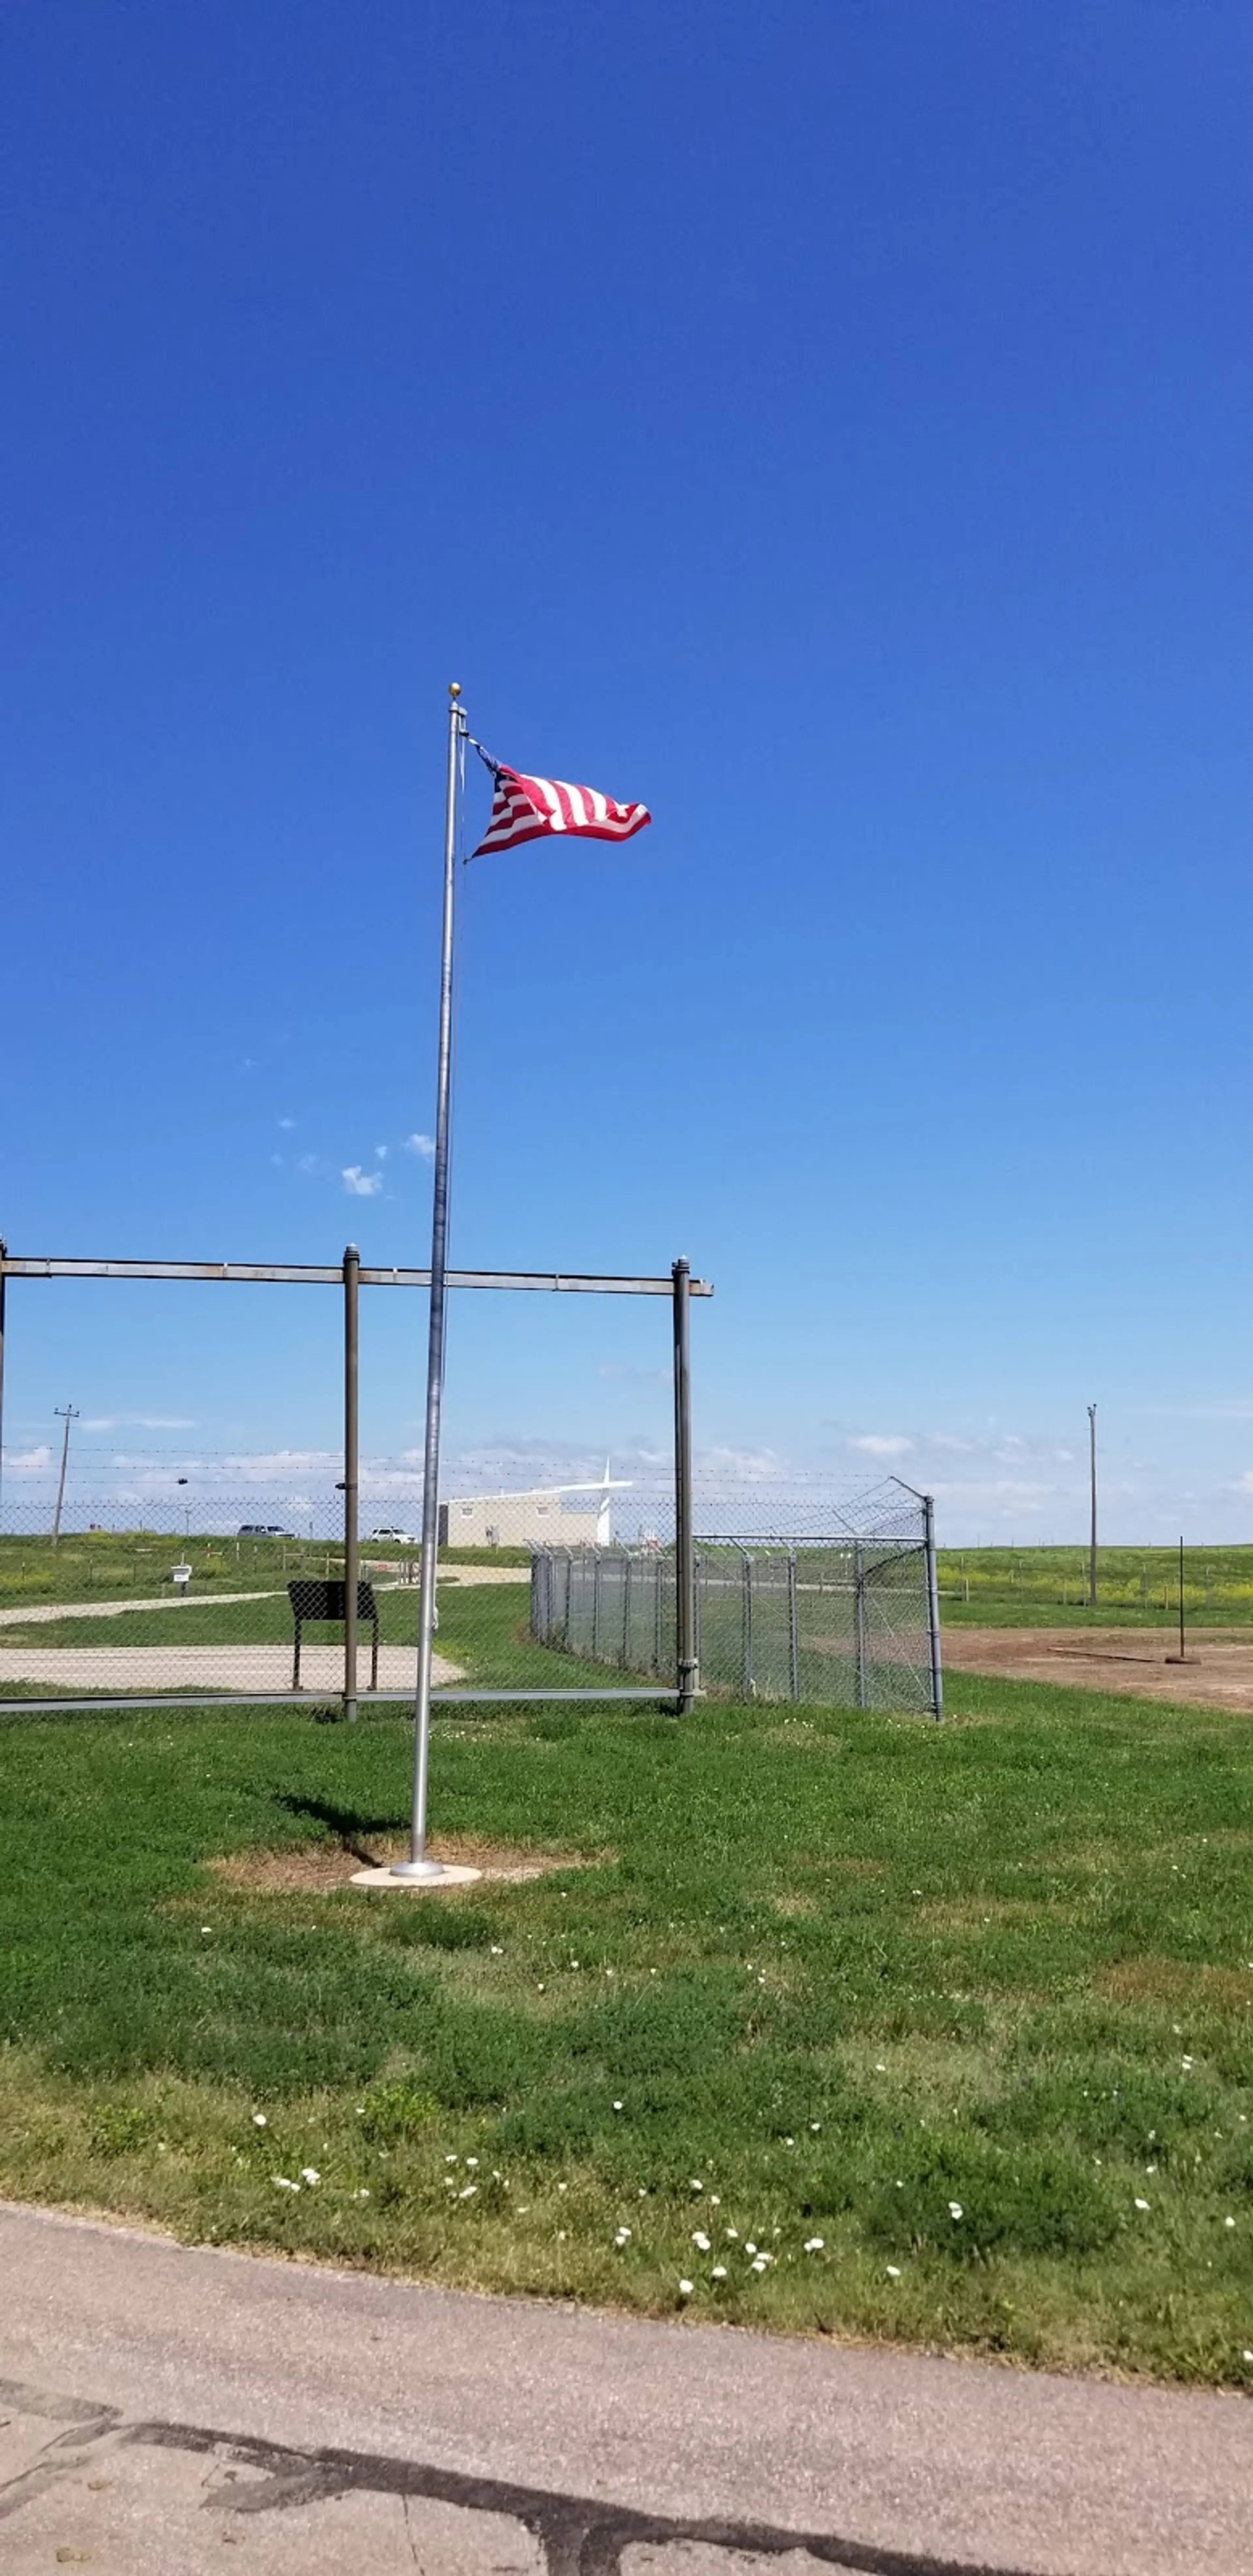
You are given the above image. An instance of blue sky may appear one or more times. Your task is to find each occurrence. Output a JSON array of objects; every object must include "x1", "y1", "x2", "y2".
[{"x1": 3, "y1": 0, "x2": 1253, "y2": 1542}]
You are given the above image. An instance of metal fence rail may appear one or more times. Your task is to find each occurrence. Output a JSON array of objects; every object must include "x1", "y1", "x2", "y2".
[{"x1": 532, "y1": 1481, "x2": 941, "y2": 1719}]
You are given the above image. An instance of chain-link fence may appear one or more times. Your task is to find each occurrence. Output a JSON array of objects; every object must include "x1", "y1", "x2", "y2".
[
  {"x1": 0, "y1": 1460, "x2": 670, "y2": 1710},
  {"x1": 533, "y1": 1479, "x2": 941, "y2": 1717},
  {"x1": 0, "y1": 1467, "x2": 940, "y2": 1717}
]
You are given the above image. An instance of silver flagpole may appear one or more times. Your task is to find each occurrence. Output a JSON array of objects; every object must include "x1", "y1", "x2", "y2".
[{"x1": 392, "y1": 681, "x2": 469, "y2": 1881}]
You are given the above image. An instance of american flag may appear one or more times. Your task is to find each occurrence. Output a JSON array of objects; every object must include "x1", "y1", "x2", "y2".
[{"x1": 472, "y1": 764, "x2": 651, "y2": 859}]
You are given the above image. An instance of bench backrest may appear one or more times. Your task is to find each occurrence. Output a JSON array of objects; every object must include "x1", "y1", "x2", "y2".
[{"x1": 287, "y1": 1579, "x2": 378, "y2": 1624}]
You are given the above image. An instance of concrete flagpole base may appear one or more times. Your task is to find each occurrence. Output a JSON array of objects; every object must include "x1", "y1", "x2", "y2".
[{"x1": 350, "y1": 1862, "x2": 482, "y2": 1891}]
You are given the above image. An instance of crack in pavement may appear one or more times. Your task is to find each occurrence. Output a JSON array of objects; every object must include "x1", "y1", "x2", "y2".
[{"x1": 0, "y1": 2373, "x2": 1043, "y2": 2576}]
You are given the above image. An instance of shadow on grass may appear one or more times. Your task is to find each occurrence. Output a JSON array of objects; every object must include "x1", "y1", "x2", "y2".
[{"x1": 273, "y1": 1791, "x2": 399, "y2": 1865}]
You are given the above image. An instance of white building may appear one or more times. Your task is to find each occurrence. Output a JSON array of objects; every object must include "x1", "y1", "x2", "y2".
[{"x1": 439, "y1": 1468, "x2": 629, "y2": 1551}]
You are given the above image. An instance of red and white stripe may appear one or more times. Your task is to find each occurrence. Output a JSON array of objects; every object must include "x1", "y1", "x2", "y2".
[{"x1": 472, "y1": 765, "x2": 651, "y2": 858}]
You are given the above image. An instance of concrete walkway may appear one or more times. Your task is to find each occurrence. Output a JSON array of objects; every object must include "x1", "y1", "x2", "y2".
[
  {"x1": 0, "y1": 1643, "x2": 462, "y2": 1693},
  {"x1": 0, "y1": 1590, "x2": 286, "y2": 1628},
  {"x1": 0, "y1": 2202, "x2": 1247, "y2": 2574}
]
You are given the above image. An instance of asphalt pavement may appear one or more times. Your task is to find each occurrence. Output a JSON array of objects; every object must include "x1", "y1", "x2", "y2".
[{"x1": 1, "y1": 2201, "x2": 1247, "y2": 2574}]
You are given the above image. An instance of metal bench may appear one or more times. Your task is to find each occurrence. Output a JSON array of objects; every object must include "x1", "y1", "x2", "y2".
[{"x1": 287, "y1": 1578, "x2": 379, "y2": 1692}]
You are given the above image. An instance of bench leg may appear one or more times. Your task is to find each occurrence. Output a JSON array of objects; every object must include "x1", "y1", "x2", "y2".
[
  {"x1": 370, "y1": 1622, "x2": 379, "y2": 1691},
  {"x1": 292, "y1": 1627, "x2": 301, "y2": 1692}
]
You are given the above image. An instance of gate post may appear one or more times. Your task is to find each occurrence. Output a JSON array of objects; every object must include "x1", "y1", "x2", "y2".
[
  {"x1": 343, "y1": 1243, "x2": 360, "y2": 1721},
  {"x1": 854, "y1": 1539, "x2": 867, "y2": 1711},
  {"x1": 788, "y1": 1547, "x2": 799, "y2": 1700},
  {"x1": 673, "y1": 1257, "x2": 697, "y2": 1712},
  {"x1": 924, "y1": 1493, "x2": 944, "y2": 1722}
]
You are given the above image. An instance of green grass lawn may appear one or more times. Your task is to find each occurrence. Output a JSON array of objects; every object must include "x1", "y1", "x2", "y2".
[
  {"x1": 0, "y1": 1675, "x2": 1249, "y2": 2386},
  {"x1": 938, "y1": 1542, "x2": 1253, "y2": 1627}
]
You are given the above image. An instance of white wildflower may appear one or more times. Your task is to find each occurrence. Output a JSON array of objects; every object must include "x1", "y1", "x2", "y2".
[
  {"x1": 886, "y1": 2264, "x2": 902, "y2": 2278},
  {"x1": 458, "y1": 2184, "x2": 477, "y2": 2199},
  {"x1": 948, "y1": 2202, "x2": 963, "y2": 2220},
  {"x1": 803, "y1": 2237, "x2": 824, "y2": 2252},
  {"x1": 1135, "y1": 2197, "x2": 1150, "y2": 2211},
  {"x1": 300, "y1": 2167, "x2": 320, "y2": 2185},
  {"x1": 711, "y1": 2264, "x2": 727, "y2": 2280},
  {"x1": 678, "y1": 2279, "x2": 693, "y2": 2296},
  {"x1": 692, "y1": 2230, "x2": 711, "y2": 2251},
  {"x1": 252, "y1": 2113, "x2": 268, "y2": 2128}
]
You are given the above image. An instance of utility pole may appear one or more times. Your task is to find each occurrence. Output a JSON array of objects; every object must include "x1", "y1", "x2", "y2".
[
  {"x1": 1087, "y1": 1402, "x2": 1098, "y2": 1609},
  {"x1": 52, "y1": 1404, "x2": 79, "y2": 1546}
]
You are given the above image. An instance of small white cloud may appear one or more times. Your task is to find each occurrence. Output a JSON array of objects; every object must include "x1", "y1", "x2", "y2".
[
  {"x1": 342, "y1": 1166, "x2": 383, "y2": 1197},
  {"x1": 297, "y1": 1153, "x2": 318, "y2": 1174},
  {"x1": 850, "y1": 1433, "x2": 913, "y2": 1457},
  {"x1": 374, "y1": 1144, "x2": 388, "y2": 1161},
  {"x1": 403, "y1": 1133, "x2": 436, "y2": 1159},
  {"x1": 4, "y1": 1443, "x2": 52, "y2": 1471},
  {"x1": 277, "y1": 1117, "x2": 295, "y2": 1130},
  {"x1": 80, "y1": 1416, "x2": 196, "y2": 1433}
]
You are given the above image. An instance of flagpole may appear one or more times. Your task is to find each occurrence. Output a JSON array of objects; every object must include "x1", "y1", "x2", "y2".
[{"x1": 392, "y1": 681, "x2": 469, "y2": 1882}]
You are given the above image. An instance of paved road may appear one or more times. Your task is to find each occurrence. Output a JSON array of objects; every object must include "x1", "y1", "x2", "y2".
[{"x1": 1, "y1": 2203, "x2": 1247, "y2": 2575}]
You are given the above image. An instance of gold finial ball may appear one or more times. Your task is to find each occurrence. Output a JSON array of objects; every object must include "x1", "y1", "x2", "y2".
[{"x1": 449, "y1": 680, "x2": 461, "y2": 698}]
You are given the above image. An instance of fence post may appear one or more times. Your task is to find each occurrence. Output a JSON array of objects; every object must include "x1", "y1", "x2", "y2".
[
  {"x1": 0, "y1": 1240, "x2": 7, "y2": 1532},
  {"x1": 923, "y1": 1493, "x2": 944, "y2": 1721},
  {"x1": 673, "y1": 1257, "x2": 697, "y2": 1712},
  {"x1": 854, "y1": 1539, "x2": 867, "y2": 1710},
  {"x1": 592, "y1": 1550, "x2": 602, "y2": 1659},
  {"x1": 789, "y1": 1535, "x2": 799, "y2": 1700},
  {"x1": 342, "y1": 1243, "x2": 360, "y2": 1722},
  {"x1": 741, "y1": 1548, "x2": 753, "y2": 1696},
  {"x1": 623, "y1": 1552, "x2": 632, "y2": 1668}
]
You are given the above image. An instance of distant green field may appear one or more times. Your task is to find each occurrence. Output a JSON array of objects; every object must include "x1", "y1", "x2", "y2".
[
  {"x1": 937, "y1": 1544, "x2": 1253, "y2": 1628},
  {"x1": 0, "y1": 1530, "x2": 347, "y2": 1609},
  {"x1": 0, "y1": 1532, "x2": 525, "y2": 1613}
]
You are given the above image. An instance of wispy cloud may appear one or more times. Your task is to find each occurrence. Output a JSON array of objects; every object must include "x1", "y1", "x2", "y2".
[
  {"x1": 849, "y1": 1432, "x2": 913, "y2": 1457},
  {"x1": 80, "y1": 1415, "x2": 196, "y2": 1432},
  {"x1": 297, "y1": 1152, "x2": 318, "y2": 1174},
  {"x1": 4, "y1": 1443, "x2": 52, "y2": 1471},
  {"x1": 342, "y1": 1165, "x2": 383, "y2": 1197},
  {"x1": 374, "y1": 1143, "x2": 388, "y2": 1161},
  {"x1": 277, "y1": 1117, "x2": 295, "y2": 1130},
  {"x1": 403, "y1": 1133, "x2": 435, "y2": 1159}
]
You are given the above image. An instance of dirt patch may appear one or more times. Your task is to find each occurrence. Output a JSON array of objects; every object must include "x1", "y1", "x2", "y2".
[
  {"x1": 943, "y1": 1625, "x2": 1253, "y2": 1713},
  {"x1": 207, "y1": 1837, "x2": 604, "y2": 1894},
  {"x1": 1094, "y1": 1956, "x2": 1253, "y2": 2011},
  {"x1": 918, "y1": 1895, "x2": 1069, "y2": 1933}
]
